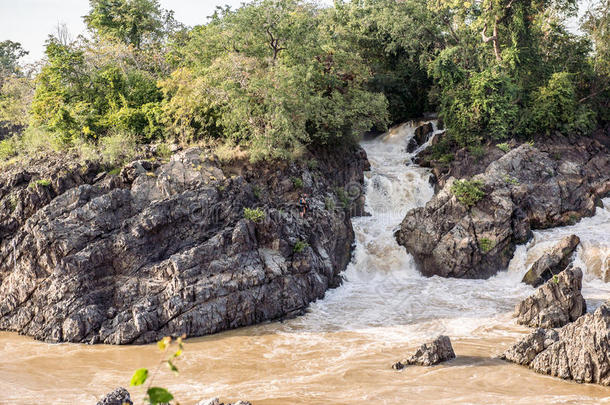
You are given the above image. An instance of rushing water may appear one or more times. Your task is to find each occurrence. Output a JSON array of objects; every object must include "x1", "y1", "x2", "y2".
[{"x1": 2, "y1": 122, "x2": 610, "y2": 404}]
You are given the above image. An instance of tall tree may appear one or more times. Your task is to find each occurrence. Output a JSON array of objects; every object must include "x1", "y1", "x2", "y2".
[
  {"x1": 0, "y1": 40, "x2": 28, "y2": 77},
  {"x1": 84, "y1": 0, "x2": 166, "y2": 49}
]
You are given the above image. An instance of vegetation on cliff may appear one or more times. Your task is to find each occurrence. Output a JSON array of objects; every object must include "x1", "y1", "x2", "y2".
[{"x1": 1, "y1": 0, "x2": 609, "y2": 165}]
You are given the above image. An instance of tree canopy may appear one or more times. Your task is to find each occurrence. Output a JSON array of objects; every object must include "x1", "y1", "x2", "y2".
[{"x1": 1, "y1": 0, "x2": 609, "y2": 162}]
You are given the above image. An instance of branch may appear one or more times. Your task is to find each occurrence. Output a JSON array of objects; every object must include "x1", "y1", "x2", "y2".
[{"x1": 481, "y1": 23, "x2": 496, "y2": 43}]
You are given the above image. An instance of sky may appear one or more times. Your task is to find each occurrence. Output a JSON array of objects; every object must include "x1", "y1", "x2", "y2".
[
  {"x1": 0, "y1": 0, "x2": 595, "y2": 64},
  {"x1": 0, "y1": 0, "x2": 246, "y2": 63}
]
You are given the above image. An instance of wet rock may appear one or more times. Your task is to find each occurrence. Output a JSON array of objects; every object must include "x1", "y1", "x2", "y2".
[
  {"x1": 521, "y1": 235, "x2": 580, "y2": 287},
  {"x1": 97, "y1": 387, "x2": 133, "y2": 405},
  {"x1": 406, "y1": 122, "x2": 434, "y2": 153},
  {"x1": 392, "y1": 335, "x2": 456, "y2": 368},
  {"x1": 397, "y1": 134, "x2": 610, "y2": 279},
  {"x1": 515, "y1": 266, "x2": 586, "y2": 328},
  {"x1": 502, "y1": 302, "x2": 610, "y2": 386},
  {"x1": 501, "y1": 328, "x2": 559, "y2": 365},
  {"x1": 0, "y1": 146, "x2": 368, "y2": 344}
]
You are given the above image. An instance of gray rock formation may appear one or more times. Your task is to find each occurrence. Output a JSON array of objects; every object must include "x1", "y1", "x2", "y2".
[
  {"x1": 97, "y1": 387, "x2": 133, "y2": 405},
  {"x1": 0, "y1": 146, "x2": 368, "y2": 344},
  {"x1": 392, "y1": 335, "x2": 456, "y2": 368},
  {"x1": 502, "y1": 302, "x2": 610, "y2": 386},
  {"x1": 521, "y1": 235, "x2": 580, "y2": 287},
  {"x1": 515, "y1": 266, "x2": 586, "y2": 328},
  {"x1": 396, "y1": 137, "x2": 610, "y2": 278},
  {"x1": 501, "y1": 328, "x2": 559, "y2": 365}
]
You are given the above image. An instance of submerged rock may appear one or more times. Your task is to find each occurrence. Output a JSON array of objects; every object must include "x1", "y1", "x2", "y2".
[
  {"x1": 515, "y1": 266, "x2": 586, "y2": 328},
  {"x1": 97, "y1": 387, "x2": 133, "y2": 405},
  {"x1": 502, "y1": 302, "x2": 610, "y2": 386},
  {"x1": 0, "y1": 146, "x2": 368, "y2": 344},
  {"x1": 396, "y1": 133, "x2": 610, "y2": 279},
  {"x1": 392, "y1": 335, "x2": 456, "y2": 368},
  {"x1": 521, "y1": 235, "x2": 580, "y2": 287},
  {"x1": 197, "y1": 398, "x2": 252, "y2": 405}
]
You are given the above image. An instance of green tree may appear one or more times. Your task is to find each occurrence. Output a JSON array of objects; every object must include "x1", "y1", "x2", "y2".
[
  {"x1": 84, "y1": 0, "x2": 168, "y2": 49},
  {"x1": 162, "y1": 0, "x2": 389, "y2": 159},
  {"x1": 329, "y1": 0, "x2": 443, "y2": 124},
  {"x1": 0, "y1": 40, "x2": 28, "y2": 77}
]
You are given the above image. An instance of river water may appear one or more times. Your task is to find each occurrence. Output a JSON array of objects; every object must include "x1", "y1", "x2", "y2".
[{"x1": 1, "y1": 122, "x2": 609, "y2": 404}]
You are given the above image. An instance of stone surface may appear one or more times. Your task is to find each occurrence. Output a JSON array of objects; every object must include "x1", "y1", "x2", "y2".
[
  {"x1": 396, "y1": 132, "x2": 610, "y2": 279},
  {"x1": 392, "y1": 335, "x2": 456, "y2": 368},
  {"x1": 0, "y1": 145, "x2": 368, "y2": 344},
  {"x1": 502, "y1": 301, "x2": 610, "y2": 386},
  {"x1": 521, "y1": 235, "x2": 580, "y2": 287},
  {"x1": 515, "y1": 266, "x2": 586, "y2": 328},
  {"x1": 97, "y1": 387, "x2": 133, "y2": 405}
]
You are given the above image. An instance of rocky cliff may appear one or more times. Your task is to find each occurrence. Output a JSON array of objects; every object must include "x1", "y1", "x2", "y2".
[
  {"x1": 396, "y1": 131, "x2": 610, "y2": 278},
  {"x1": 0, "y1": 145, "x2": 368, "y2": 344}
]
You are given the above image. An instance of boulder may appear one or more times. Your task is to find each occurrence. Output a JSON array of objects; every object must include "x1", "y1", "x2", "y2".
[
  {"x1": 0, "y1": 146, "x2": 368, "y2": 344},
  {"x1": 502, "y1": 301, "x2": 610, "y2": 386},
  {"x1": 97, "y1": 387, "x2": 133, "y2": 405},
  {"x1": 392, "y1": 335, "x2": 456, "y2": 368},
  {"x1": 406, "y1": 122, "x2": 434, "y2": 153},
  {"x1": 515, "y1": 267, "x2": 586, "y2": 328},
  {"x1": 396, "y1": 135, "x2": 610, "y2": 279},
  {"x1": 521, "y1": 235, "x2": 580, "y2": 287}
]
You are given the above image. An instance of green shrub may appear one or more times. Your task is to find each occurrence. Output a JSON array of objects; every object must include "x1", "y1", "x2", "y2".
[
  {"x1": 450, "y1": 179, "x2": 485, "y2": 207},
  {"x1": 244, "y1": 207, "x2": 265, "y2": 223},
  {"x1": 468, "y1": 144, "x2": 485, "y2": 161},
  {"x1": 496, "y1": 143, "x2": 510, "y2": 153},
  {"x1": 293, "y1": 240, "x2": 309, "y2": 254},
  {"x1": 252, "y1": 185, "x2": 262, "y2": 199},
  {"x1": 292, "y1": 177, "x2": 303, "y2": 189},
  {"x1": 529, "y1": 72, "x2": 594, "y2": 136},
  {"x1": 155, "y1": 143, "x2": 173, "y2": 159},
  {"x1": 29, "y1": 179, "x2": 52, "y2": 189},
  {"x1": 334, "y1": 187, "x2": 350, "y2": 209},
  {"x1": 0, "y1": 138, "x2": 17, "y2": 160},
  {"x1": 307, "y1": 159, "x2": 318, "y2": 170},
  {"x1": 479, "y1": 237, "x2": 495, "y2": 253},
  {"x1": 99, "y1": 132, "x2": 138, "y2": 166},
  {"x1": 503, "y1": 175, "x2": 519, "y2": 185},
  {"x1": 325, "y1": 196, "x2": 335, "y2": 210}
]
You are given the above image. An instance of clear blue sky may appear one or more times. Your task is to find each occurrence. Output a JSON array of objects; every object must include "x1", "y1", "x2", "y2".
[{"x1": 0, "y1": 0, "x2": 246, "y2": 62}]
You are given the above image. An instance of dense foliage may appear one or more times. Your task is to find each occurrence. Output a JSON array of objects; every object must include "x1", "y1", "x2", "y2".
[{"x1": 1, "y1": 0, "x2": 609, "y2": 163}]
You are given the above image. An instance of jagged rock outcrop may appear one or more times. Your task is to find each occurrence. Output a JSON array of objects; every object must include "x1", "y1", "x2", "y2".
[
  {"x1": 396, "y1": 135, "x2": 610, "y2": 278},
  {"x1": 97, "y1": 387, "x2": 133, "y2": 405},
  {"x1": 515, "y1": 266, "x2": 586, "y2": 328},
  {"x1": 521, "y1": 235, "x2": 580, "y2": 287},
  {"x1": 502, "y1": 302, "x2": 610, "y2": 386},
  {"x1": 392, "y1": 335, "x2": 456, "y2": 369},
  {"x1": 0, "y1": 145, "x2": 368, "y2": 344}
]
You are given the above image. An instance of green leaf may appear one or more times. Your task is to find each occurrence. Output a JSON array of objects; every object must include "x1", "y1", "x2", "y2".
[
  {"x1": 130, "y1": 368, "x2": 148, "y2": 386},
  {"x1": 147, "y1": 387, "x2": 174, "y2": 404},
  {"x1": 167, "y1": 359, "x2": 179, "y2": 375}
]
